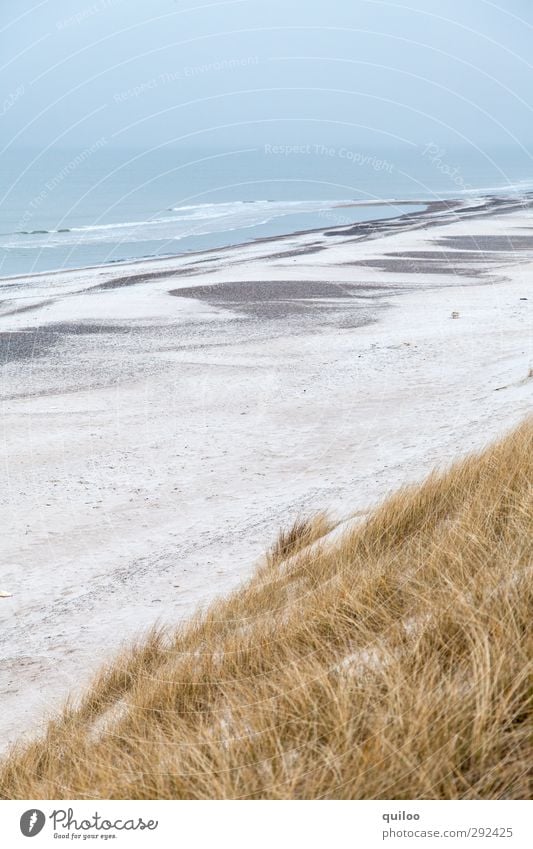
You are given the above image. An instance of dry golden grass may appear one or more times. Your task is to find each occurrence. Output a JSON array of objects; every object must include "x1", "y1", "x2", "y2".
[
  {"x1": 267, "y1": 512, "x2": 334, "y2": 564},
  {"x1": 1, "y1": 420, "x2": 532, "y2": 799}
]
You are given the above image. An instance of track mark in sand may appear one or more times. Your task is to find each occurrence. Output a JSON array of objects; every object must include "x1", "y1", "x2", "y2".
[
  {"x1": 0, "y1": 298, "x2": 56, "y2": 318},
  {"x1": 90, "y1": 267, "x2": 204, "y2": 291},
  {"x1": 494, "y1": 370, "x2": 533, "y2": 392},
  {"x1": 261, "y1": 243, "x2": 327, "y2": 261}
]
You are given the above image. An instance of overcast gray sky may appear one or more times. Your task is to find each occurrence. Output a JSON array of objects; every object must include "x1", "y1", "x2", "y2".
[{"x1": 1, "y1": 0, "x2": 533, "y2": 150}]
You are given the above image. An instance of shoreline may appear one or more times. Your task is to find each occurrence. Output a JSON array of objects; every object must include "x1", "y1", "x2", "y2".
[
  {"x1": 0, "y1": 198, "x2": 427, "y2": 284},
  {"x1": 0, "y1": 192, "x2": 528, "y2": 287},
  {"x1": 0, "y1": 190, "x2": 532, "y2": 751}
]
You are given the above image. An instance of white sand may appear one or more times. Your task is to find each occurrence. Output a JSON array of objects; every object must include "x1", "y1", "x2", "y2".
[{"x1": 0, "y1": 202, "x2": 531, "y2": 749}]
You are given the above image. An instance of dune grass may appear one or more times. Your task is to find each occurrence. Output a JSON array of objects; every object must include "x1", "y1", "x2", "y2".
[{"x1": 1, "y1": 420, "x2": 531, "y2": 799}]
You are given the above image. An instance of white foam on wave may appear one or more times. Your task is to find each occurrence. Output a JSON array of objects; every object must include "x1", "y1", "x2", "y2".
[{"x1": 0, "y1": 199, "x2": 353, "y2": 249}]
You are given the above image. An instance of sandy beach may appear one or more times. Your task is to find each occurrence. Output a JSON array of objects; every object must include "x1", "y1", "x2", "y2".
[{"x1": 0, "y1": 196, "x2": 531, "y2": 751}]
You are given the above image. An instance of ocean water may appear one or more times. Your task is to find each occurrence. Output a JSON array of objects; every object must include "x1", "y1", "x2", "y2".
[{"x1": 0, "y1": 144, "x2": 531, "y2": 278}]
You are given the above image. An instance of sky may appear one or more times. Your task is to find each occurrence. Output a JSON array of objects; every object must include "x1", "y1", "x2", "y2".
[{"x1": 1, "y1": 0, "x2": 533, "y2": 152}]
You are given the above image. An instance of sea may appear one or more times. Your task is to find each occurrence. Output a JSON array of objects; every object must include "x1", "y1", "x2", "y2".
[{"x1": 0, "y1": 144, "x2": 531, "y2": 278}]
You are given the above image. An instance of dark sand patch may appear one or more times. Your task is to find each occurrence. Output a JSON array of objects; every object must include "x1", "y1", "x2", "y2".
[
  {"x1": 170, "y1": 279, "x2": 389, "y2": 320},
  {"x1": 171, "y1": 280, "x2": 366, "y2": 302},
  {"x1": 1, "y1": 322, "x2": 130, "y2": 365},
  {"x1": 436, "y1": 235, "x2": 533, "y2": 252},
  {"x1": 0, "y1": 329, "x2": 59, "y2": 364},
  {"x1": 48, "y1": 322, "x2": 131, "y2": 336},
  {"x1": 384, "y1": 251, "x2": 508, "y2": 262},
  {"x1": 342, "y1": 259, "x2": 488, "y2": 276}
]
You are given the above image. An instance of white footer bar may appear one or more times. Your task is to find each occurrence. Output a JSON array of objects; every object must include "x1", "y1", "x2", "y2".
[{"x1": 1, "y1": 800, "x2": 531, "y2": 848}]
